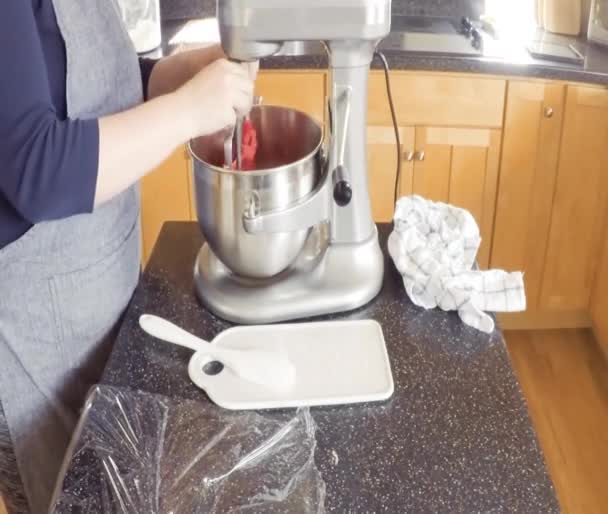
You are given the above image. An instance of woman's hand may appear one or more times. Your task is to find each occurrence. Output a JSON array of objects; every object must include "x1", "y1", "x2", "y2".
[
  {"x1": 95, "y1": 54, "x2": 258, "y2": 206},
  {"x1": 147, "y1": 44, "x2": 259, "y2": 100},
  {"x1": 146, "y1": 45, "x2": 221, "y2": 98},
  {"x1": 176, "y1": 58, "x2": 255, "y2": 137}
]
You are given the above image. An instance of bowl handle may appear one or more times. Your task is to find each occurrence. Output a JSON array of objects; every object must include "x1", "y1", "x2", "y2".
[
  {"x1": 242, "y1": 88, "x2": 352, "y2": 235},
  {"x1": 242, "y1": 174, "x2": 331, "y2": 234}
]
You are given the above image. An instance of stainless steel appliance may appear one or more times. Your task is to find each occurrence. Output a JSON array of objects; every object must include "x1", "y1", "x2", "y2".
[
  {"x1": 526, "y1": 40, "x2": 584, "y2": 65},
  {"x1": 588, "y1": 0, "x2": 608, "y2": 46},
  {"x1": 190, "y1": 0, "x2": 391, "y2": 324}
]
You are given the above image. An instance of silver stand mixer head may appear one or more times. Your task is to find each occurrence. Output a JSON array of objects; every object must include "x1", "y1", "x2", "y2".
[{"x1": 192, "y1": 0, "x2": 392, "y2": 324}]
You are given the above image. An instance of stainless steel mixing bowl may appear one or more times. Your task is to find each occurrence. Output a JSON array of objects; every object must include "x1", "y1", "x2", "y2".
[{"x1": 189, "y1": 105, "x2": 323, "y2": 279}]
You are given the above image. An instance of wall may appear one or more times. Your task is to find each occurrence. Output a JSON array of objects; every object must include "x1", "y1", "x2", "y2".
[
  {"x1": 161, "y1": 0, "x2": 214, "y2": 20},
  {"x1": 392, "y1": 0, "x2": 485, "y2": 17},
  {"x1": 161, "y1": 0, "x2": 486, "y2": 21},
  {"x1": 161, "y1": 0, "x2": 590, "y2": 28}
]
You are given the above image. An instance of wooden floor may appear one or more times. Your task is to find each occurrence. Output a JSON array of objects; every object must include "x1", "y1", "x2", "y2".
[
  {"x1": 506, "y1": 329, "x2": 608, "y2": 514},
  {"x1": 0, "y1": 330, "x2": 606, "y2": 514}
]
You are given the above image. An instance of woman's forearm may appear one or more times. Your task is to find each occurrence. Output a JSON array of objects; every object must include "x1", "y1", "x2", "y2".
[
  {"x1": 95, "y1": 46, "x2": 226, "y2": 206},
  {"x1": 96, "y1": 91, "x2": 191, "y2": 206},
  {"x1": 147, "y1": 45, "x2": 225, "y2": 99}
]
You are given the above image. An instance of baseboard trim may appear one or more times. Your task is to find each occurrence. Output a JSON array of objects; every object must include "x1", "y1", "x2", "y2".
[{"x1": 497, "y1": 310, "x2": 592, "y2": 330}]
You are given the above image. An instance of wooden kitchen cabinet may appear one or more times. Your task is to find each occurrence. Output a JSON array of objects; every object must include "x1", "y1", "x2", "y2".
[
  {"x1": 140, "y1": 147, "x2": 193, "y2": 266},
  {"x1": 540, "y1": 86, "x2": 608, "y2": 314},
  {"x1": 254, "y1": 71, "x2": 326, "y2": 124},
  {"x1": 491, "y1": 81, "x2": 566, "y2": 328}
]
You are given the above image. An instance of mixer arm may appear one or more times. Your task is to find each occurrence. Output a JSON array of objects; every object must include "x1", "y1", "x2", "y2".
[{"x1": 242, "y1": 173, "x2": 332, "y2": 234}]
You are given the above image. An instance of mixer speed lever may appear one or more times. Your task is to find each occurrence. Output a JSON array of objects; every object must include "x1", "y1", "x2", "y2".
[
  {"x1": 332, "y1": 86, "x2": 352, "y2": 207},
  {"x1": 333, "y1": 165, "x2": 352, "y2": 206}
]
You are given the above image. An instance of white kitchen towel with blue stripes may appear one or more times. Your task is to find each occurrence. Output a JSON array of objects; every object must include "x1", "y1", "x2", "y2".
[{"x1": 388, "y1": 195, "x2": 526, "y2": 333}]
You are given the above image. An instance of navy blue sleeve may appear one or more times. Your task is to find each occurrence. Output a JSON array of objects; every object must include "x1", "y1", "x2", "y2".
[
  {"x1": 139, "y1": 57, "x2": 158, "y2": 101},
  {"x1": 0, "y1": 0, "x2": 99, "y2": 223}
]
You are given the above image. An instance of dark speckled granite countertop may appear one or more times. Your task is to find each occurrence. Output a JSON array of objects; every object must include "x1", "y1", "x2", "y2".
[
  {"x1": 52, "y1": 222, "x2": 559, "y2": 512},
  {"x1": 142, "y1": 4, "x2": 608, "y2": 86}
]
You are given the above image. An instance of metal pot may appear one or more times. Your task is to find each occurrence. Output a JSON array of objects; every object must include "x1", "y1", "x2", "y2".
[{"x1": 189, "y1": 105, "x2": 323, "y2": 279}]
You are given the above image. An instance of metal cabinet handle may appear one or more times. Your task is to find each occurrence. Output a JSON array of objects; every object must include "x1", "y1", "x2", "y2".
[
  {"x1": 544, "y1": 106, "x2": 554, "y2": 118},
  {"x1": 414, "y1": 151, "x2": 425, "y2": 161},
  {"x1": 403, "y1": 150, "x2": 414, "y2": 162}
]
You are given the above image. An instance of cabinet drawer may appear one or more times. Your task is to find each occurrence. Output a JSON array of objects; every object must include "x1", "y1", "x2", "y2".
[{"x1": 368, "y1": 72, "x2": 506, "y2": 128}]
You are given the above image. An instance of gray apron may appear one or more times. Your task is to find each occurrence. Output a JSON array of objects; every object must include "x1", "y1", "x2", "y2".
[{"x1": 0, "y1": 1, "x2": 142, "y2": 512}]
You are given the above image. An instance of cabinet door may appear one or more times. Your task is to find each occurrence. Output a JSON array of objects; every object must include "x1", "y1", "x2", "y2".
[
  {"x1": 541, "y1": 86, "x2": 608, "y2": 312},
  {"x1": 412, "y1": 127, "x2": 451, "y2": 202},
  {"x1": 254, "y1": 71, "x2": 326, "y2": 124},
  {"x1": 141, "y1": 147, "x2": 193, "y2": 266},
  {"x1": 367, "y1": 126, "x2": 415, "y2": 222},
  {"x1": 413, "y1": 126, "x2": 501, "y2": 267},
  {"x1": 491, "y1": 81, "x2": 565, "y2": 315},
  {"x1": 592, "y1": 228, "x2": 608, "y2": 353}
]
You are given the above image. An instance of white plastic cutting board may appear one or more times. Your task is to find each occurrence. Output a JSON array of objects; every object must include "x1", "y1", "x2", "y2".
[{"x1": 188, "y1": 320, "x2": 394, "y2": 410}]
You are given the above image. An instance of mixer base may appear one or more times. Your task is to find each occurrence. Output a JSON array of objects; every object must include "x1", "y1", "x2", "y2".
[{"x1": 193, "y1": 228, "x2": 384, "y2": 324}]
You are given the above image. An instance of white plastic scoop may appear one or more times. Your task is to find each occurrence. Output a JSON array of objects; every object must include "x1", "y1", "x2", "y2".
[{"x1": 138, "y1": 314, "x2": 296, "y2": 393}]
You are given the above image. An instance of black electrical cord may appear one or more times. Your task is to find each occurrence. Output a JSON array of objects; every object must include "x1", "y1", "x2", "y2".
[{"x1": 373, "y1": 51, "x2": 401, "y2": 208}]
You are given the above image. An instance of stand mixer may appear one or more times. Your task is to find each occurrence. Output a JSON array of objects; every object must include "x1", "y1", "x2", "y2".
[{"x1": 191, "y1": 0, "x2": 392, "y2": 324}]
